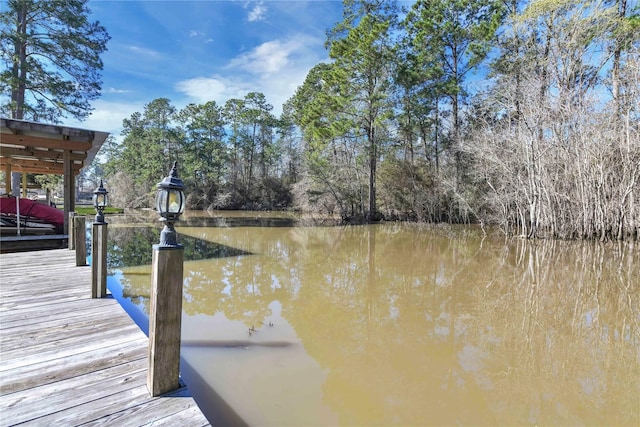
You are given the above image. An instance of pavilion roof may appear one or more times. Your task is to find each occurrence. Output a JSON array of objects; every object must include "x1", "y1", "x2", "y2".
[{"x1": 0, "y1": 117, "x2": 109, "y2": 176}]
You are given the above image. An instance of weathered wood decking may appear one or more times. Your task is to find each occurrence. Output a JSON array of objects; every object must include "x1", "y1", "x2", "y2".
[
  {"x1": 0, "y1": 249, "x2": 210, "y2": 426},
  {"x1": 0, "y1": 234, "x2": 68, "y2": 254}
]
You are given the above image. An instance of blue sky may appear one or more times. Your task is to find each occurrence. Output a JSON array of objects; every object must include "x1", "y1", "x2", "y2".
[{"x1": 65, "y1": 1, "x2": 346, "y2": 137}]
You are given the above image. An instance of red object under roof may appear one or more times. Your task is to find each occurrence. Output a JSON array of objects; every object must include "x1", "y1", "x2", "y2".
[{"x1": 0, "y1": 197, "x2": 65, "y2": 230}]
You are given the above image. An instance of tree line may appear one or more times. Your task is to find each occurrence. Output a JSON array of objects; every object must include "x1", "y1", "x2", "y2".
[
  {"x1": 102, "y1": 0, "x2": 639, "y2": 240},
  {"x1": 2, "y1": 0, "x2": 638, "y2": 240}
]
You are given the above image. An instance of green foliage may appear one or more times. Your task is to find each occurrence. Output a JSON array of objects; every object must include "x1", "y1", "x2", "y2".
[
  {"x1": 33, "y1": 174, "x2": 62, "y2": 195},
  {"x1": 177, "y1": 101, "x2": 227, "y2": 208},
  {"x1": 0, "y1": 0, "x2": 110, "y2": 121},
  {"x1": 405, "y1": 0, "x2": 506, "y2": 111},
  {"x1": 75, "y1": 206, "x2": 124, "y2": 215},
  {"x1": 103, "y1": 96, "x2": 292, "y2": 211},
  {"x1": 88, "y1": 0, "x2": 637, "y2": 240},
  {"x1": 219, "y1": 92, "x2": 283, "y2": 208},
  {"x1": 298, "y1": 0, "x2": 400, "y2": 221}
]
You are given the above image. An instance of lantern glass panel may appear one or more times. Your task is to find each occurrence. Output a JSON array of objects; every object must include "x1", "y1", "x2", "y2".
[
  {"x1": 93, "y1": 193, "x2": 108, "y2": 208},
  {"x1": 168, "y1": 189, "x2": 185, "y2": 214},
  {"x1": 156, "y1": 189, "x2": 167, "y2": 214}
]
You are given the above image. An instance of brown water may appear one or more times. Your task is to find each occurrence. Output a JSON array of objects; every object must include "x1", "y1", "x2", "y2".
[{"x1": 108, "y1": 211, "x2": 639, "y2": 426}]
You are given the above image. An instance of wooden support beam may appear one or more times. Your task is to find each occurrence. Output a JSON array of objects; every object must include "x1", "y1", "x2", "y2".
[
  {"x1": 1, "y1": 133, "x2": 92, "y2": 151},
  {"x1": 0, "y1": 158, "x2": 82, "y2": 175},
  {"x1": 148, "y1": 245, "x2": 185, "y2": 396},
  {"x1": 4, "y1": 163, "x2": 11, "y2": 194},
  {"x1": 1, "y1": 117, "x2": 95, "y2": 140},
  {"x1": 63, "y1": 150, "x2": 74, "y2": 235},
  {"x1": 68, "y1": 212, "x2": 76, "y2": 250},
  {"x1": 74, "y1": 216, "x2": 87, "y2": 267},
  {"x1": 0, "y1": 146, "x2": 86, "y2": 161},
  {"x1": 92, "y1": 223, "x2": 108, "y2": 298}
]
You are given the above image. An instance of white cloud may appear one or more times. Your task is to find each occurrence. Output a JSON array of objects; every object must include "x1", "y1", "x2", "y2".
[
  {"x1": 228, "y1": 36, "x2": 320, "y2": 76},
  {"x1": 189, "y1": 30, "x2": 211, "y2": 42},
  {"x1": 175, "y1": 34, "x2": 326, "y2": 115},
  {"x1": 127, "y1": 45, "x2": 163, "y2": 59},
  {"x1": 62, "y1": 100, "x2": 143, "y2": 140},
  {"x1": 175, "y1": 76, "x2": 251, "y2": 105},
  {"x1": 61, "y1": 34, "x2": 328, "y2": 136},
  {"x1": 228, "y1": 40, "x2": 291, "y2": 75},
  {"x1": 105, "y1": 87, "x2": 130, "y2": 94},
  {"x1": 247, "y1": 2, "x2": 267, "y2": 22}
]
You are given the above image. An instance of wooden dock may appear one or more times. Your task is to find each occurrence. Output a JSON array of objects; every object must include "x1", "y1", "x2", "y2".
[
  {"x1": 0, "y1": 234, "x2": 68, "y2": 254},
  {"x1": 0, "y1": 249, "x2": 210, "y2": 426}
]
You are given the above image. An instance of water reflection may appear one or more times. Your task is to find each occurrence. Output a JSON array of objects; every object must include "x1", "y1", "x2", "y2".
[
  {"x1": 106, "y1": 213, "x2": 639, "y2": 426},
  {"x1": 105, "y1": 222, "x2": 252, "y2": 334},
  {"x1": 107, "y1": 225, "x2": 252, "y2": 268}
]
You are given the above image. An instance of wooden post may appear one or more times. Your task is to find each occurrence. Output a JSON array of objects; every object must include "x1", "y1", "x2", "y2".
[
  {"x1": 68, "y1": 212, "x2": 76, "y2": 249},
  {"x1": 91, "y1": 222, "x2": 108, "y2": 298},
  {"x1": 63, "y1": 150, "x2": 74, "y2": 235},
  {"x1": 74, "y1": 216, "x2": 87, "y2": 266},
  {"x1": 4, "y1": 164, "x2": 11, "y2": 195},
  {"x1": 147, "y1": 244, "x2": 184, "y2": 396},
  {"x1": 21, "y1": 173, "x2": 27, "y2": 198}
]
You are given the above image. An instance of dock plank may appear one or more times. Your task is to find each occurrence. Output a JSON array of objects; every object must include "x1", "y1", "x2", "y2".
[
  {"x1": 0, "y1": 360, "x2": 148, "y2": 424},
  {"x1": 0, "y1": 302, "x2": 135, "y2": 337},
  {"x1": 0, "y1": 302, "x2": 120, "y2": 330},
  {"x1": 81, "y1": 386, "x2": 207, "y2": 427},
  {"x1": 1, "y1": 323, "x2": 143, "y2": 371},
  {"x1": 0, "y1": 307, "x2": 135, "y2": 349},
  {"x1": 0, "y1": 249, "x2": 210, "y2": 426},
  {"x1": 30, "y1": 384, "x2": 207, "y2": 427},
  {"x1": 1, "y1": 338, "x2": 146, "y2": 394}
]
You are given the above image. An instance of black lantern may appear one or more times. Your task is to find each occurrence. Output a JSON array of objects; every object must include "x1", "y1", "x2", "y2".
[
  {"x1": 92, "y1": 180, "x2": 109, "y2": 224},
  {"x1": 156, "y1": 161, "x2": 185, "y2": 247}
]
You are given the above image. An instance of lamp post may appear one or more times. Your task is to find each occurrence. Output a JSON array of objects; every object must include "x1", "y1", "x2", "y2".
[
  {"x1": 91, "y1": 180, "x2": 108, "y2": 298},
  {"x1": 148, "y1": 161, "x2": 186, "y2": 396},
  {"x1": 92, "y1": 180, "x2": 109, "y2": 224},
  {"x1": 155, "y1": 161, "x2": 185, "y2": 247}
]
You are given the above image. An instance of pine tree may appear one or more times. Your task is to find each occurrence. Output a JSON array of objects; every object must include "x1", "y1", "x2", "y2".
[
  {"x1": 324, "y1": 0, "x2": 399, "y2": 221},
  {"x1": 0, "y1": 0, "x2": 110, "y2": 121}
]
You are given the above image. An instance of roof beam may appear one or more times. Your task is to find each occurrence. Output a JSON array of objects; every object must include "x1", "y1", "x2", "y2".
[
  {"x1": 0, "y1": 146, "x2": 86, "y2": 161},
  {"x1": 0, "y1": 133, "x2": 92, "y2": 151},
  {"x1": 0, "y1": 158, "x2": 82, "y2": 175},
  {"x1": 1, "y1": 118, "x2": 95, "y2": 140}
]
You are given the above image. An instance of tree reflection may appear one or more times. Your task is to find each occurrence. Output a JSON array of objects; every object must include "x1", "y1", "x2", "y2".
[
  {"x1": 285, "y1": 225, "x2": 500, "y2": 425},
  {"x1": 108, "y1": 216, "x2": 639, "y2": 425},
  {"x1": 106, "y1": 224, "x2": 252, "y2": 318},
  {"x1": 473, "y1": 239, "x2": 639, "y2": 425}
]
